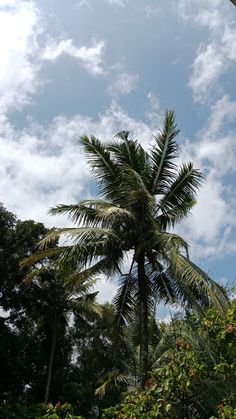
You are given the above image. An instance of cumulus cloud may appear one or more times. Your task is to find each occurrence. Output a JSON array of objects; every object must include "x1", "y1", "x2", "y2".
[
  {"x1": 108, "y1": 71, "x2": 138, "y2": 96},
  {"x1": 0, "y1": 0, "x2": 41, "y2": 114},
  {"x1": 1, "y1": 92, "x2": 235, "y2": 263},
  {"x1": 0, "y1": 99, "x2": 160, "y2": 226},
  {"x1": 42, "y1": 38, "x2": 106, "y2": 76},
  {"x1": 0, "y1": 118, "x2": 89, "y2": 225},
  {"x1": 177, "y1": 95, "x2": 236, "y2": 259},
  {"x1": 177, "y1": 0, "x2": 236, "y2": 103},
  {"x1": 188, "y1": 44, "x2": 226, "y2": 103},
  {"x1": 206, "y1": 95, "x2": 236, "y2": 137},
  {"x1": 0, "y1": 0, "x2": 18, "y2": 6}
]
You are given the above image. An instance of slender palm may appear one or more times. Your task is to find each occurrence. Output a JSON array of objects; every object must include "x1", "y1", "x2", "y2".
[
  {"x1": 35, "y1": 110, "x2": 228, "y2": 387},
  {"x1": 26, "y1": 267, "x2": 101, "y2": 403}
]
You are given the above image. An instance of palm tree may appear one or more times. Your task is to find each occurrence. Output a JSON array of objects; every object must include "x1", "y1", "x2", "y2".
[
  {"x1": 229, "y1": 0, "x2": 236, "y2": 6},
  {"x1": 26, "y1": 267, "x2": 101, "y2": 403},
  {"x1": 35, "y1": 110, "x2": 228, "y2": 388}
]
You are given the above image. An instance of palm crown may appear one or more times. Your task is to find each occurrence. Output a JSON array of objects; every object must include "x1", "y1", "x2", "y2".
[{"x1": 34, "y1": 110, "x2": 228, "y2": 386}]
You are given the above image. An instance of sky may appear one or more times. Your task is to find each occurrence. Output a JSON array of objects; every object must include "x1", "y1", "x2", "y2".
[{"x1": 0, "y1": 0, "x2": 236, "y2": 309}]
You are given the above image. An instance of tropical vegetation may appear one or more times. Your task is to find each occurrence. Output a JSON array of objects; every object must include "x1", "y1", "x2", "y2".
[
  {"x1": 33, "y1": 110, "x2": 228, "y2": 387},
  {"x1": 0, "y1": 112, "x2": 235, "y2": 418}
]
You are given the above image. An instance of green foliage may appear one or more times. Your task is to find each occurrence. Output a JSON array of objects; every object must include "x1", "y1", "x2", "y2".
[
  {"x1": 102, "y1": 343, "x2": 206, "y2": 418},
  {"x1": 0, "y1": 402, "x2": 84, "y2": 419},
  {"x1": 102, "y1": 302, "x2": 236, "y2": 418},
  {"x1": 210, "y1": 398, "x2": 236, "y2": 419},
  {"x1": 40, "y1": 402, "x2": 84, "y2": 419},
  {"x1": 0, "y1": 402, "x2": 40, "y2": 419}
]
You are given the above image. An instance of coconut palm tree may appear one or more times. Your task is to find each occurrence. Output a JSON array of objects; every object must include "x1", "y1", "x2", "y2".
[
  {"x1": 25, "y1": 267, "x2": 101, "y2": 403},
  {"x1": 34, "y1": 110, "x2": 228, "y2": 388}
]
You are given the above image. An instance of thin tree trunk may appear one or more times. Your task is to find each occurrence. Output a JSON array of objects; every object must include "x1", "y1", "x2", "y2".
[
  {"x1": 44, "y1": 327, "x2": 57, "y2": 403},
  {"x1": 138, "y1": 252, "x2": 148, "y2": 389}
]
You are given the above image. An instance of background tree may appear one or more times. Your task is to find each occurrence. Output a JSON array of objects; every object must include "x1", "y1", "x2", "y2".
[
  {"x1": 0, "y1": 204, "x2": 48, "y2": 402},
  {"x1": 25, "y1": 267, "x2": 101, "y2": 404}
]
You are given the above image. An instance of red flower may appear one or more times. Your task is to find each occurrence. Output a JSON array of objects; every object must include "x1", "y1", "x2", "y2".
[
  {"x1": 145, "y1": 378, "x2": 153, "y2": 388},
  {"x1": 226, "y1": 324, "x2": 233, "y2": 333}
]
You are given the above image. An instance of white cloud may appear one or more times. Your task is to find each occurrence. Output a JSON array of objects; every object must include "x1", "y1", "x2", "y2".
[
  {"x1": 42, "y1": 38, "x2": 106, "y2": 76},
  {"x1": 177, "y1": 95, "x2": 236, "y2": 259},
  {"x1": 188, "y1": 43, "x2": 225, "y2": 103},
  {"x1": 0, "y1": 0, "x2": 41, "y2": 114},
  {"x1": 182, "y1": 175, "x2": 230, "y2": 242},
  {"x1": 0, "y1": 0, "x2": 17, "y2": 6},
  {"x1": 106, "y1": 0, "x2": 127, "y2": 7},
  {"x1": 206, "y1": 95, "x2": 236, "y2": 136},
  {"x1": 178, "y1": 174, "x2": 235, "y2": 260},
  {"x1": 146, "y1": 92, "x2": 162, "y2": 127},
  {"x1": 108, "y1": 71, "x2": 138, "y2": 96},
  {"x1": 95, "y1": 277, "x2": 117, "y2": 303},
  {"x1": 177, "y1": 0, "x2": 236, "y2": 102},
  {"x1": 76, "y1": 0, "x2": 91, "y2": 9},
  {"x1": 0, "y1": 100, "x2": 159, "y2": 226}
]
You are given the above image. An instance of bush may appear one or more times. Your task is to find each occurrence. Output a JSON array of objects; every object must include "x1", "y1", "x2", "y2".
[
  {"x1": 40, "y1": 402, "x2": 84, "y2": 419},
  {"x1": 0, "y1": 402, "x2": 39, "y2": 419},
  {"x1": 0, "y1": 402, "x2": 84, "y2": 419}
]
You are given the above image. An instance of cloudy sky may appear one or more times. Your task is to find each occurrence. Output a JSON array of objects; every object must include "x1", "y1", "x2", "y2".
[{"x1": 1, "y1": 0, "x2": 236, "y2": 305}]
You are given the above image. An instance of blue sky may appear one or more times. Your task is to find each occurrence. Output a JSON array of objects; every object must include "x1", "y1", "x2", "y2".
[{"x1": 0, "y1": 0, "x2": 236, "y2": 307}]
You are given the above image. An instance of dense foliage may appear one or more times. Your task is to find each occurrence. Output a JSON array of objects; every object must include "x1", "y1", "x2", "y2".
[
  {"x1": 0, "y1": 204, "x2": 129, "y2": 417},
  {"x1": 103, "y1": 303, "x2": 236, "y2": 418},
  {"x1": 0, "y1": 202, "x2": 236, "y2": 418}
]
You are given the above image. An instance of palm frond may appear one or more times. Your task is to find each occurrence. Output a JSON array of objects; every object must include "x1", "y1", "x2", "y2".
[
  {"x1": 22, "y1": 247, "x2": 65, "y2": 267},
  {"x1": 136, "y1": 230, "x2": 189, "y2": 257},
  {"x1": 65, "y1": 273, "x2": 97, "y2": 293},
  {"x1": 95, "y1": 370, "x2": 131, "y2": 398},
  {"x1": 71, "y1": 292, "x2": 102, "y2": 317},
  {"x1": 157, "y1": 197, "x2": 196, "y2": 230},
  {"x1": 108, "y1": 137, "x2": 151, "y2": 184},
  {"x1": 80, "y1": 135, "x2": 120, "y2": 200},
  {"x1": 115, "y1": 130, "x2": 130, "y2": 141},
  {"x1": 169, "y1": 252, "x2": 229, "y2": 314},
  {"x1": 157, "y1": 162, "x2": 204, "y2": 226},
  {"x1": 118, "y1": 166, "x2": 156, "y2": 223},
  {"x1": 49, "y1": 202, "x2": 103, "y2": 227},
  {"x1": 23, "y1": 266, "x2": 51, "y2": 284},
  {"x1": 49, "y1": 200, "x2": 135, "y2": 228},
  {"x1": 146, "y1": 262, "x2": 178, "y2": 305},
  {"x1": 150, "y1": 110, "x2": 179, "y2": 195},
  {"x1": 38, "y1": 226, "x2": 119, "y2": 249},
  {"x1": 113, "y1": 272, "x2": 137, "y2": 325}
]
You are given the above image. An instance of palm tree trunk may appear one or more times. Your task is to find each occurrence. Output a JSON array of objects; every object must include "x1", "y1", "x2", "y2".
[
  {"x1": 138, "y1": 252, "x2": 148, "y2": 389},
  {"x1": 44, "y1": 327, "x2": 57, "y2": 403}
]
